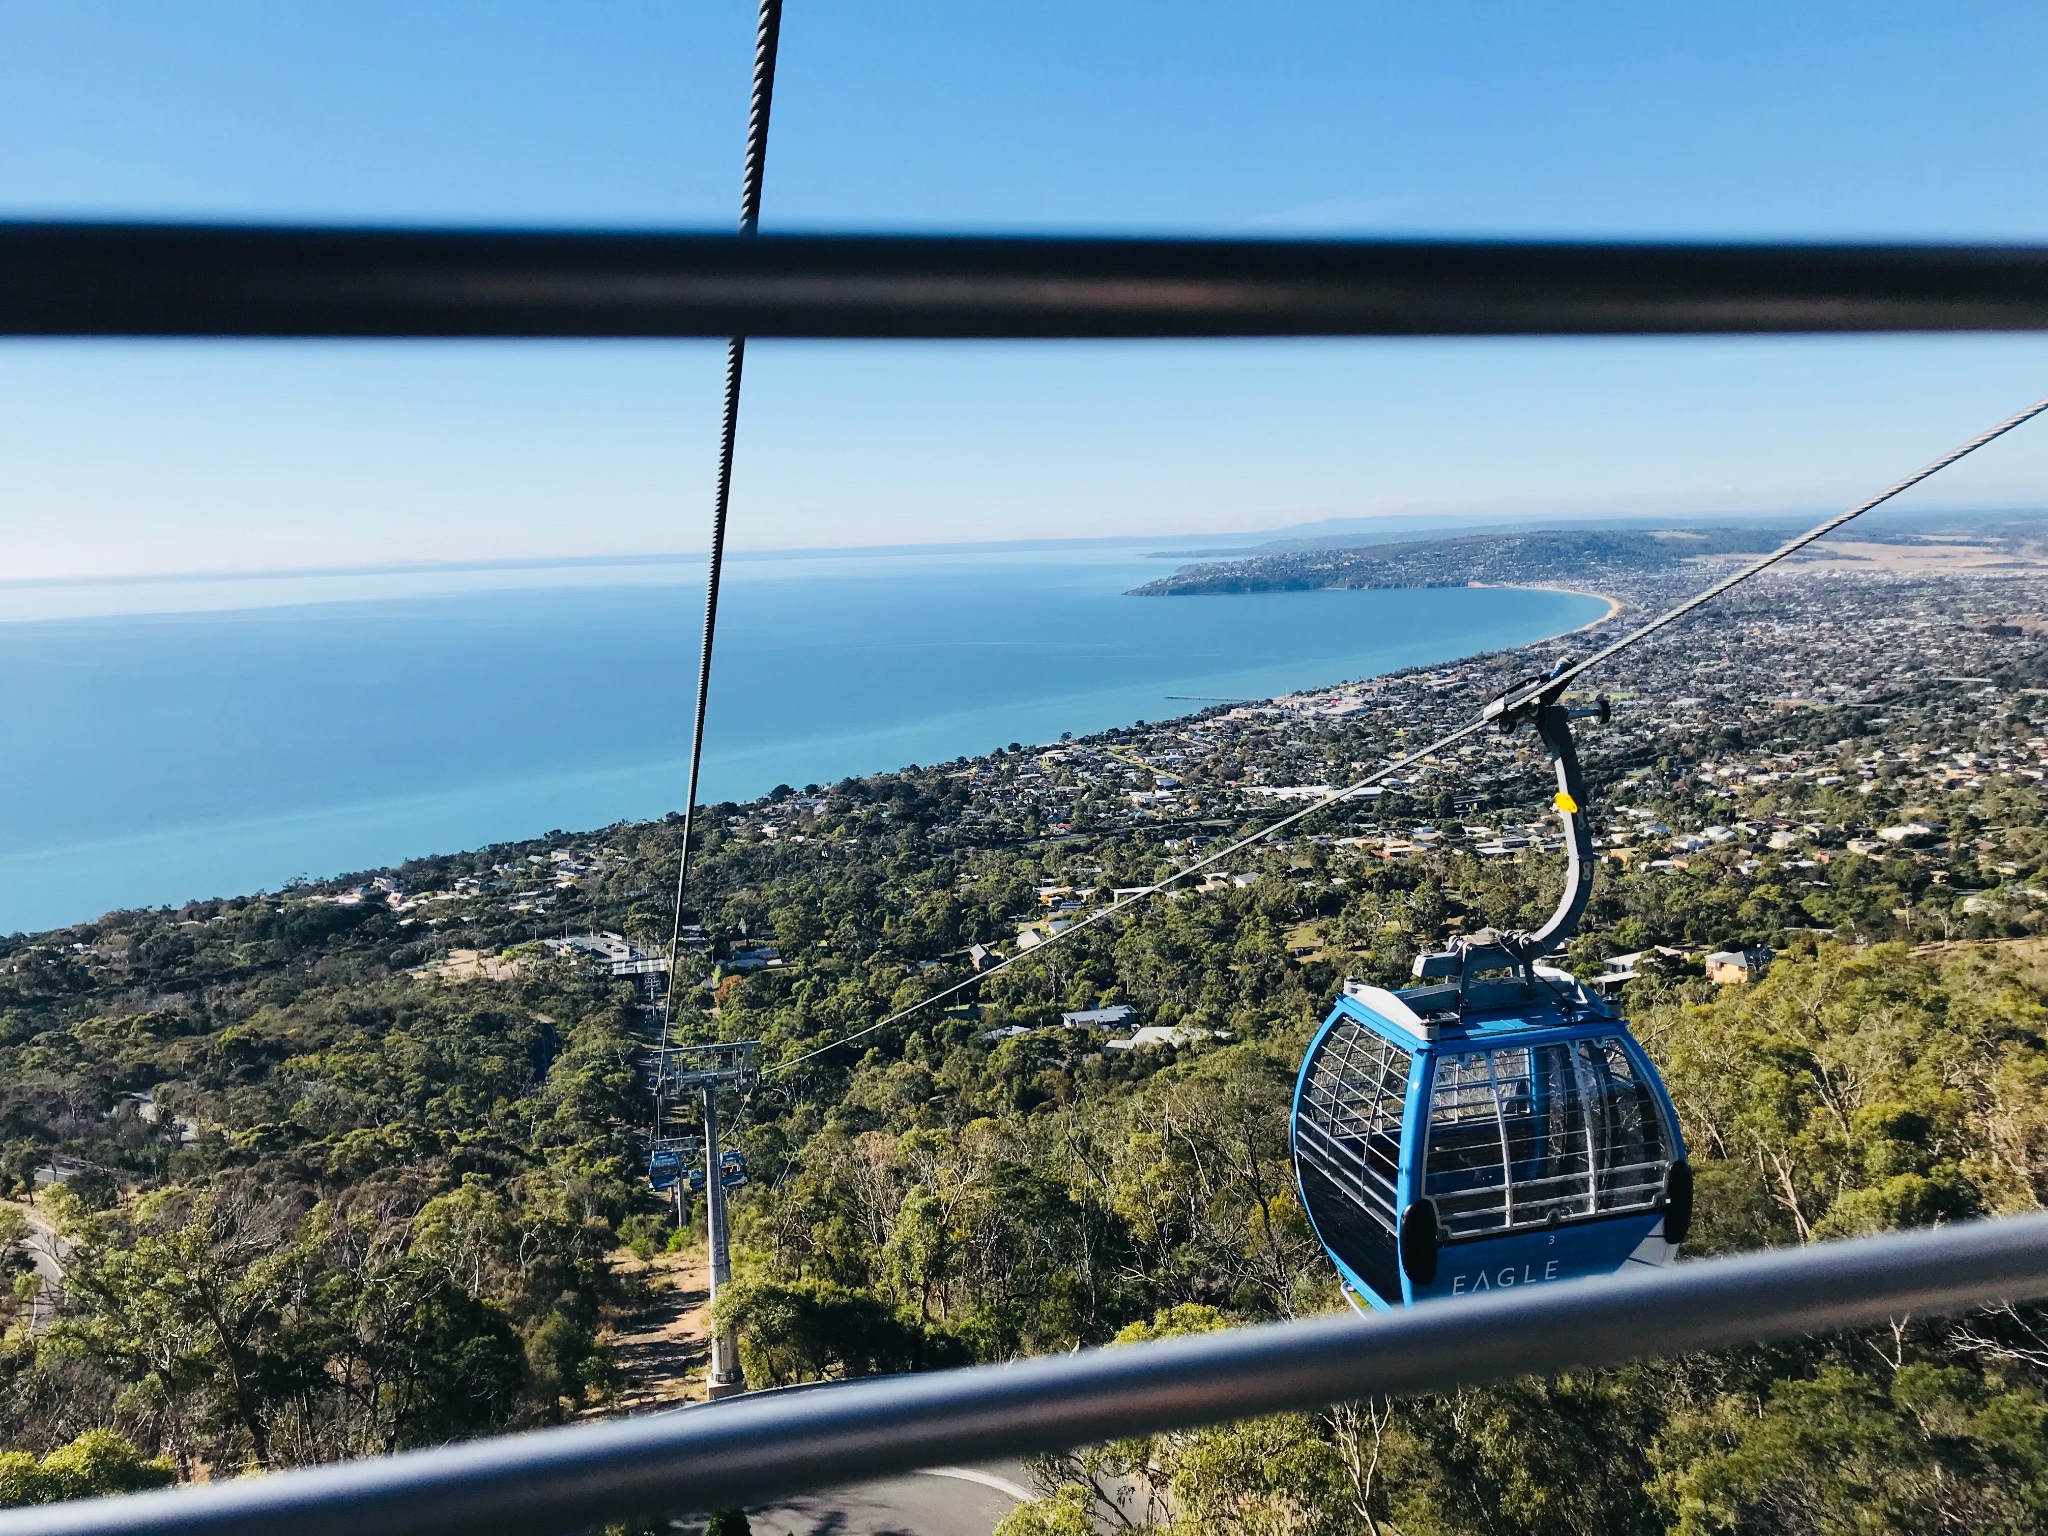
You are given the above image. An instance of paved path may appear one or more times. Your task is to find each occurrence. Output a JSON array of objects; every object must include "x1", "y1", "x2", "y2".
[
  {"x1": 619, "y1": 1326, "x2": 1045, "y2": 1534},
  {"x1": 730, "y1": 1460, "x2": 1034, "y2": 1536},
  {"x1": 1, "y1": 1199, "x2": 64, "y2": 1330}
]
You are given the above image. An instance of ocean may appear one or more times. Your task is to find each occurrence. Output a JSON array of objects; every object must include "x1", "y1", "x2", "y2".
[{"x1": 0, "y1": 544, "x2": 1604, "y2": 934}]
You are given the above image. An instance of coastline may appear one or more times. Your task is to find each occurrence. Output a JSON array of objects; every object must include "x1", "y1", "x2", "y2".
[
  {"x1": 1468, "y1": 581, "x2": 1623, "y2": 633},
  {"x1": 1, "y1": 580, "x2": 1596, "y2": 935}
]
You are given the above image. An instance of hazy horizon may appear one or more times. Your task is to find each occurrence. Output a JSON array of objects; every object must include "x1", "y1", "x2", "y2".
[
  {"x1": 10, "y1": 500, "x2": 2048, "y2": 598},
  {"x1": 10, "y1": 4, "x2": 2048, "y2": 581}
]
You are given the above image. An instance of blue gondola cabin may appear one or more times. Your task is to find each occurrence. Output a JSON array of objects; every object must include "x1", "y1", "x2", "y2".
[
  {"x1": 1293, "y1": 975, "x2": 1690, "y2": 1311},
  {"x1": 648, "y1": 1147, "x2": 684, "y2": 1193}
]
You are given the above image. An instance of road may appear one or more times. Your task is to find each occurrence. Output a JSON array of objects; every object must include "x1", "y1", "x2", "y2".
[
  {"x1": 685, "y1": 1460, "x2": 1035, "y2": 1536},
  {"x1": 1, "y1": 1199, "x2": 64, "y2": 1330}
]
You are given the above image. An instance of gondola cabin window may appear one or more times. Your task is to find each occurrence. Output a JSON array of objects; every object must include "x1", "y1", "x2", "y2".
[
  {"x1": 1423, "y1": 1039, "x2": 1672, "y2": 1240},
  {"x1": 1294, "y1": 1019, "x2": 1413, "y2": 1303}
]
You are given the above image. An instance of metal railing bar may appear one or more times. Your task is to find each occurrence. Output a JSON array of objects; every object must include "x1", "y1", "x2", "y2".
[
  {"x1": 13, "y1": 223, "x2": 2048, "y2": 337},
  {"x1": 4, "y1": 1214, "x2": 2045, "y2": 1536}
]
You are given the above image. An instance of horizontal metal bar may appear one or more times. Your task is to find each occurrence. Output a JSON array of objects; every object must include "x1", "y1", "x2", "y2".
[
  {"x1": 12, "y1": 223, "x2": 2048, "y2": 337},
  {"x1": 4, "y1": 1214, "x2": 2045, "y2": 1536}
]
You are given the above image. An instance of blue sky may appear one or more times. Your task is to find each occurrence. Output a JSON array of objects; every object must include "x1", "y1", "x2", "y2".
[{"x1": 7, "y1": 0, "x2": 2048, "y2": 577}]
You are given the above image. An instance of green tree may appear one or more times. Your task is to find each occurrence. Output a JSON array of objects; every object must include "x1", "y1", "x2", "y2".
[
  {"x1": 1654, "y1": 1364, "x2": 2048, "y2": 1535},
  {"x1": 0, "y1": 1430, "x2": 174, "y2": 1507},
  {"x1": 53, "y1": 1182, "x2": 320, "y2": 1470},
  {"x1": 992, "y1": 1484, "x2": 1097, "y2": 1536}
]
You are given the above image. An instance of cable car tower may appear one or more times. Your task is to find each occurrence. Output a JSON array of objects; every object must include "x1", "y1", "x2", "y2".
[
  {"x1": 1293, "y1": 662, "x2": 1692, "y2": 1310},
  {"x1": 651, "y1": 1040, "x2": 759, "y2": 1398}
]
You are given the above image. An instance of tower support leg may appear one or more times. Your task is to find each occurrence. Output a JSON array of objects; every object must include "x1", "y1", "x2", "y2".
[{"x1": 703, "y1": 1083, "x2": 745, "y2": 1399}]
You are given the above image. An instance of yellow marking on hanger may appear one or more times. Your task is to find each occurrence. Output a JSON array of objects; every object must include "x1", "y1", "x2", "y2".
[{"x1": 1554, "y1": 791, "x2": 1579, "y2": 814}]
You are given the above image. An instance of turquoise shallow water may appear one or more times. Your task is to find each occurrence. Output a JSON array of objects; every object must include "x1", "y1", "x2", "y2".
[{"x1": 0, "y1": 546, "x2": 1603, "y2": 933}]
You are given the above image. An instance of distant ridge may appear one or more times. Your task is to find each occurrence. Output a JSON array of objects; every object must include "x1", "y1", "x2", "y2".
[
  {"x1": 1132, "y1": 512, "x2": 2048, "y2": 596},
  {"x1": 1131, "y1": 526, "x2": 1810, "y2": 596},
  {"x1": 1149, "y1": 505, "x2": 2048, "y2": 561}
]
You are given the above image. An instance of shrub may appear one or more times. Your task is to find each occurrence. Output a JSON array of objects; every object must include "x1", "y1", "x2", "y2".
[{"x1": 0, "y1": 1430, "x2": 175, "y2": 1508}]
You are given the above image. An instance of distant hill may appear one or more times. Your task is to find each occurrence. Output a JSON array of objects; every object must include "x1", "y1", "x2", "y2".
[{"x1": 1129, "y1": 526, "x2": 1803, "y2": 595}]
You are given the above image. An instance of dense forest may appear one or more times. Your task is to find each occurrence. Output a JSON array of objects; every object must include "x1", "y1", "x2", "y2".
[{"x1": 1, "y1": 573, "x2": 2045, "y2": 1532}]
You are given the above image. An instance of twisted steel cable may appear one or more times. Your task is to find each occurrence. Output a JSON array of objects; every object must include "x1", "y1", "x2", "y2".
[{"x1": 656, "y1": 0, "x2": 785, "y2": 1129}]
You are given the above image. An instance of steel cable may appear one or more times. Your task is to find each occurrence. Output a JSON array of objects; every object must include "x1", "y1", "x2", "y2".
[
  {"x1": 771, "y1": 717, "x2": 1490, "y2": 1074},
  {"x1": 655, "y1": 0, "x2": 785, "y2": 1130},
  {"x1": 772, "y1": 390, "x2": 2048, "y2": 1074},
  {"x1": 1549, "y1": 391, "x2": 2048, "y2": 697}
]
